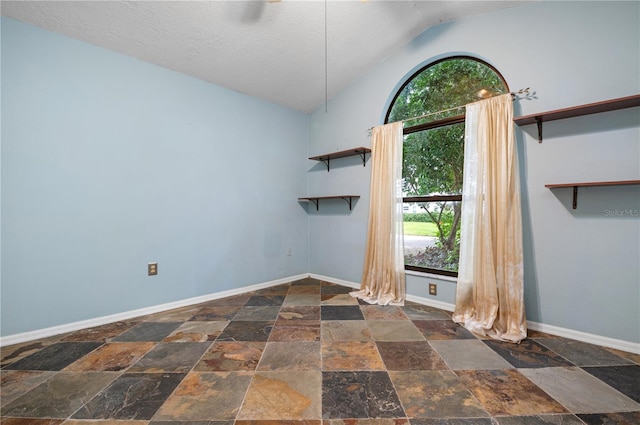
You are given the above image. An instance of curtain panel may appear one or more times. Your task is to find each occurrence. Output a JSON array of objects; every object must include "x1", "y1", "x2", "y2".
[
  {"x1": 351, "y1": 122, "x2": 405, "y2": 306},
  {"x1": 453, "y1": 93, "x2": 527, "y2": 343}
]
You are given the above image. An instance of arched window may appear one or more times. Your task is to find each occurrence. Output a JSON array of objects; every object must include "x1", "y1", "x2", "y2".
[{"x1": 385, "y1": 56, "x2": 508, "y2": 276}]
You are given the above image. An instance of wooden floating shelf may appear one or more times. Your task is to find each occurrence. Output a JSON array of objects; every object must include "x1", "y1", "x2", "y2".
[
  {"x1": 309, "y1": 147, "x2": 371, "y2": 171},
  {"x1": 514, "y1": 94, "x2": 640, "y2": 142},
  {"x1": 298, "y1": 195, "x2": 360, "y2": 211},
  {"x1": 545, "y1": 180, "x2": 640, "y2": 209}
]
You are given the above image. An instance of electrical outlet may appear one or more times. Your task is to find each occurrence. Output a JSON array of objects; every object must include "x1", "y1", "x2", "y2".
[
  {"x1": 148, "y1": 262, "x2": 158, "y2": 276},
  {"x1": 429, "y1": 283, "x2": 437, "y2": 296}
]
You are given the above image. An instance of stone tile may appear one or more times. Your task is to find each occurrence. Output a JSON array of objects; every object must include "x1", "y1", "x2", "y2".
[
  {"x1": 321, "y1": 306, "x2": 364, "y2": 321},
  {"x1": 322, "y1": 341, "x2": 385, "y2": 371},
  {"x1": 603, "y1": 346, "x2": 640, "y2": 364},
  {"x1": 366, "y1": 321, "x2": 425, "y2": 341},
  {"x1": 409, "y1": 419, "x2": 496, "y2": 425},
  {"x1": 322, "y1": 371, "x2": 404, "y2": 419},
  {"x1": 360, "y1": 305, "x2": 409, "y2": 321},
  {"x1": 269, "y1": 320, "x2": 321, "y2": 342},
  {"x1": 1, "y1": 338, "x2": 64, "y2": 368},
  {"x1": 288, "y1": 285, "x2": 321, "y2": 294},
  {"x1": 163, "y1": 321, "x2": 228, "y2": 342},
  {"x1": 232, "y1": 306, "x2": 281, "y2": 321},
  {"x1": 376, "y1": 341, "x2": 447, "y2": 371},
  {"x1": 429, "y1": 340, "x2": 513, "y2": 370},
  {"x1": 584, "y1": 365, "x2": 640, "y2": 402},
  {"x1": 236, "y1": 421, "x2": 320, "y2": 425},
  {"x1": 157, "y1": 419, "x2": 230, "y2": 425},
  {"x1": 323, "y1": 421, "x2": 410, "y2": 425},
  {"x1": 189, "y1": 306, "x2": 242, "y2": 321},
  {"x1": 112, "y1": 322, "x2": 183, "y2": 342},
  {"x1": 66, "y1": 421, "x2": 148, "y2": 425},
  {"x1": 483, "y1": 340, "x2": 575, "y2": 369},
  {"x1": 389, "y1": 370, "x2": 489, "y2": 419},
  {"x1": 4, "y1": 277, "x2": 639, "y2": 425},
  {"x1": 278, "y1": 306, "x2": 321, "y2": 321},
  {"x1": 320, "y1": 284, "x2": 353, "y2": 295},
  {"x1": 256, "y1": 285, "x2": 290, "y2": 296},
  {"x1": 291, "y1": 278, "x2": 321, "y2": 286},
  {"x1": 0, "y1": 419, "x2": 66, "y2": 425},
  {"x1": 238, "y1": 372, "x2": 322, "y2": 420},
  {"x1": 320, "y1": 294, "x2": 360, "y2": 306},
  {"x1": 257, "y1": 342, "x2": 321, "y2": 371},
  {"x1": 194, "y1": 341, "x2": 265, "y2": 371},
  {"x1": 128, "y1": 342, "x2": 210, "y2": 373},
  {"x1": 245, "y1": 295, "x2": 285, "y2": 306},
  {"x1": 216, "y1": 321, "x2": 274, "y2": 342},
  {"x1": 61, "y1": 321, "x2": 139, "y2": 342},
  {"x1": 403, "y1": 305, "x2": 451, "y2": 321},
  {"x1": 495, "y1": 416, "x2": 584, "y2": 425},
  {"x1": 64, "y1": 342, "x2": 155, "y2": 372},
  {"x1": 577, "y1": 411, "x2": 640, "y2": 425},
  {"x1": 411, "y1": 320, "x2": 476, "y2": 340},
  {"x1": 1, "y1": 372, "x2": 116, "y2": 418},
  {"x1": 142, "y1": 306, "x2": 201, "y2": 322},
  {"x1": 536, "y1": 338, "x2": 635, "y2": 367},
  {"x1": 456, "y1": 369, "x2": 568, "y2": 416},
  {"x1": 200, "y1": 293, "x2": 252, "y2": 306},
  {"x1": 321, "y1": 321, "x2": 372, "y2": 341},
  {"x1": 152, "y1": 372, "x2": 253, "y2": 421},
  {"x1": 72, "y1": 372, "x2": 186, "y2": 420},
  {"x1": 527, "y1": 330, "x2": 563, "y2": 339},
  {"x1": 3, "y1": 342, "x2": 102, "y2": 371},
  {"x1": 519, "y1": 367, "x2": 640, "y2": 413},
  {"x1": 284, "y1": 294, "x2": 322, "y2": 306},
  {"x1": 255, "y1": 283, "x2": 291, "y2": 295},
  {"x1": 0, "y1": 371, "x2": 55, "y2": 405}
]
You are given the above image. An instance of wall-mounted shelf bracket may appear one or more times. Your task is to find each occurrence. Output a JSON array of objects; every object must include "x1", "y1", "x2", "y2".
[
  {"x1": 309, "y1": 147, "x2": 371, "y2": 172},
  {"x1": 536, "y1": 117, "x2": 543, "y2": 143},
  {"x1": 545, "y1": 180, "x2": 640, "y2": 209},
  {"x1": 341, "y1": 196, "x2": 355, "y2": 210},
  {"x1": 298, "y1": 195, "x2": 360, "y2": 211}
]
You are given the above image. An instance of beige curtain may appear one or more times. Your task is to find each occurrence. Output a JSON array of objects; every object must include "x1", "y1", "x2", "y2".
[
  {"x1": 453, "y1": 93, "x2": 527, "y2": 343},
  {"x1": 350, "y1": 122, "x2": 405, "y2": 306}
]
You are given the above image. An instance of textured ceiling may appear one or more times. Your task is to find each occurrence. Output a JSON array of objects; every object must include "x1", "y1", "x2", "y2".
[{"x1": 1, "y1": 0, "x2": 525, "y2": 113}]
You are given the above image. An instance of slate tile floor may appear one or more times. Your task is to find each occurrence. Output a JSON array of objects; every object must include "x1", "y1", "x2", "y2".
[{"x1": 2, "y1": 278, "x2": 639, "y2": 425}]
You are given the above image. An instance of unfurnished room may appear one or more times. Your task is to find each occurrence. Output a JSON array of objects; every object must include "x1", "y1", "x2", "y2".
[{"x1": 1, "y1": 1, "x2": 639, "y2": 424}]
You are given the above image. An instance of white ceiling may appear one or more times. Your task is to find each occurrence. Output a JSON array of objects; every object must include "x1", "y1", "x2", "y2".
[{"x1": 1, "y1": 0, "x2": 526, "y2": 113}]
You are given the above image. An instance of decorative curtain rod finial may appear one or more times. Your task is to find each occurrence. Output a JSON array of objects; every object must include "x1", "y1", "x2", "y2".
[{"x1": 511, "y1": 87, "x2": 535, "y2": 100}]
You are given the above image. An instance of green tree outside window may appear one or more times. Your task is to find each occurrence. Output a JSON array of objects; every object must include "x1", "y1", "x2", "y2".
[{"x1": 386, "y1": 56, "x2": 508, "y2": 275}]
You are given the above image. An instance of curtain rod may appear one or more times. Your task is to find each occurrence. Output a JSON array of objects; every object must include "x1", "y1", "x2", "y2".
[{"x1": 367, "y1": 87, "x2": 530, "y2": 133}]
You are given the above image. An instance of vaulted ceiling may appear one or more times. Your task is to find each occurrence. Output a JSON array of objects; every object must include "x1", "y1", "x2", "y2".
[{"x1": 1, "y1": 1, "x2": 526, "y2": 112}]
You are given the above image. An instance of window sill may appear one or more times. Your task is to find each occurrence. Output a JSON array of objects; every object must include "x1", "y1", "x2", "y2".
[{"x1": 405, "y1": 269, "x2": 458, "y2": 283}]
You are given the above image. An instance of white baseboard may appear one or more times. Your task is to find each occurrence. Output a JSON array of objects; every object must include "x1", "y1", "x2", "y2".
[
  {"x1": 309, "y1": 273, "x2": 360, "y2": 289},
  {"x1": 0, "y1": 273, "x2": 309, "y2": 347},
  {"x1": 526, "y1": 321, "x2": 640, "y2": 354},
  {"x1": 405, "y1": 294, "x2": 456, "y2": 312},
  {"x1": 3, "y1": 272, "x2": 638, "y2": 355}
]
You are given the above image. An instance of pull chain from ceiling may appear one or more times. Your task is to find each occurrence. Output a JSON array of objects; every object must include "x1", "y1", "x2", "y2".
[{"x1": 325, "y1": 0, "x2": 328, "y2": 113}]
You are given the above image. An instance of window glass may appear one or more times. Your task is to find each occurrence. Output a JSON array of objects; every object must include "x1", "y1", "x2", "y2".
[{"x1": 386, "y1": 56, "x2": 508, "y2": 276}]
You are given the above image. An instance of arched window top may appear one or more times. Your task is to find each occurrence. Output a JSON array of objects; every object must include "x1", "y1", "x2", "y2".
[
  {"x1": 386, "y1": 56, "x2": 508, "y2": 127},
  {"x1": 387, "y1": 56, "x2": 508, "y2": 276}
]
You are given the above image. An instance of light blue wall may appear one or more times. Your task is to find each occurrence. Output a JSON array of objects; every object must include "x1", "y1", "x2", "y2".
[
  {"x1": 309, "y1": 1, "x2": 640, "y2": 343},
  {"x1": 1, "y1": 18, "x2": 309, "y2": 336},
  {"x1": 2, "y1": 2, "x2": 639, "y2": 345}
]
